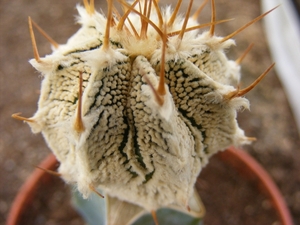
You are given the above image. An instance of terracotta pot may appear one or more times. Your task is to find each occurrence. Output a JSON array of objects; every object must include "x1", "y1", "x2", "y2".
[
  {"x1": 7, "y1": 154, "x2": 59, "y2": 225},
  {"x1": 216, "y1": 147, "x2": 293, "y2": 225},
  {"x1": 7, "y1": 148, "x2": 293, "y2": 225}
]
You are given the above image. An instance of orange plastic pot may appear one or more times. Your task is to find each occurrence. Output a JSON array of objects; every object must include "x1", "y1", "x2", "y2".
[
  {"x1": 7, "y1": 148, "x2": 293, "y2": 225},
  {"x1": 216, "y1": 147, "x2": 293, "y2": 225}
]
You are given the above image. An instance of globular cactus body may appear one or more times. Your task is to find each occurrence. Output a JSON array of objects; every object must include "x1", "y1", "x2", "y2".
[{"x1": 14, "y1": 0, "x2": 275, "y2": 224}]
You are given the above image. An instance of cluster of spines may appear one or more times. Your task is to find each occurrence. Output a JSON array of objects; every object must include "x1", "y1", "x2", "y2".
[{"x1": 13, "y1": 0, "x2": 276, "y2": 126}]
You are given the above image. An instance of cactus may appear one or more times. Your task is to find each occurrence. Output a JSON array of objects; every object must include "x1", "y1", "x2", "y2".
[{"x1": 13, "y1": 0, "x2": 275, "y2": 224}]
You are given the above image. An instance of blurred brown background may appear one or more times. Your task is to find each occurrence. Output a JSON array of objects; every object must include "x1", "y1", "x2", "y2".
[{"x1": 0, "y1": 0, "x2": 299, "y2": 224}]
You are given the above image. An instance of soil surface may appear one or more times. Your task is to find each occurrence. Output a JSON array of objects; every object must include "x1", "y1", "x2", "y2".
[{"x1": 1, "y1": 0, "x2": 299, "y2": 224}]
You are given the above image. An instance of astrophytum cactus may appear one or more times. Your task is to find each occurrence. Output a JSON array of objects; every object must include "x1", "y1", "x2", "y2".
[{"x1": 13, "y1": 0, "x2": 275, "y2": 224}]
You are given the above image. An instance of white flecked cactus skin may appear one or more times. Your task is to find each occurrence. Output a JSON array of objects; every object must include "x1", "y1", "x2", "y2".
[{"x1": 14, "y1": 0, "x2": 275, "y2": 222}]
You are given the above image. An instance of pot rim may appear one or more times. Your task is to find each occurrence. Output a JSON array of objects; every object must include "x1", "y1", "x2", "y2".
[
  {"x1": 7, "y1": 148, "x2": 293, "y2": 225},
  {"x1": 6, "y1": 154, "x2": 58, "y2": 225},
  {"x1": 217, "y1": 147, "x2": 293, "y2": 225}
]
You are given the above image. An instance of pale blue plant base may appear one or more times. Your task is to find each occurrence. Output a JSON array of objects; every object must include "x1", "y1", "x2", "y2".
[{"x1": 71, "y1": 189, "x2": 203, "y2": 225}]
